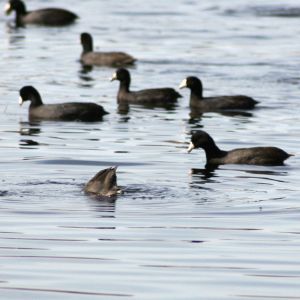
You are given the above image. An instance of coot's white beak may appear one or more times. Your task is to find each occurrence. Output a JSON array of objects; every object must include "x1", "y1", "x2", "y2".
[
  {"x1": 4, "y1": 3, "x2": 11, "y2": 14},
  {"x1": 110, "y1": 73, "x2": 117, "y2": 81},
  {"x1": 19, "y1": 96, "x2": 24, "y2": 106},
  {"x1": 187, "y1": 142, "x2": 195, "y2": 153},
  {"x1": 179, "y1": 79, "x2": 187, "y2": 89}
]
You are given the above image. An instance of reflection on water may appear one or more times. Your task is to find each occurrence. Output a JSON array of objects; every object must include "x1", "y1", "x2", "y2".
[
  {"x1": 117, "y1": 102, "x2": 130, "y2": 115},
  {"x1": 19, "y1": 139, "x2": 40, "y2": 150},
  {"x1": 118, "y1": 101, "x2": 179, "y2": 111},
  {"x1": 19, "y1": 122, "x2": 42, "y2": 136},
  {"x1": 78, "y1": 65, "x2": 95, "y2": 87},
  {"x1": 189, "y1": 107, "x2": 254, "y2": 121},
  {"x1": 0, "y1": 286, "x2": 132, "y2": 298},
  {"x1": 190, "y1": 165, "x2": 219, "y2": 180},
  {"x1": 224, "y1": 5, "x2": 300, "y2": 17},
  {"x1": 1, "y1": 0, "x2": 300, "y2": 299}
]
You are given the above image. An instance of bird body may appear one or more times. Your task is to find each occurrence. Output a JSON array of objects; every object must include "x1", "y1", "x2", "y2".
[
  {"x1": 207, "y1": 146, "x2": 291, "y2": 165},
  {"x1": 179, "y1": 77, "x2": 258, "y2": 111},
  {"x1": 80, "y1": 33, "x2": 136, "y2": 67},
  {"x1": 117, "y1": 87, "x2": 181, "y2": 104},
  {"x1": 111, "y1": 68, "x2": 181, "y2": 105},
  {"x1": 5, "y1": 0, "x2": 78, "y2": 26},
  {"x1": 188, "y1": 130, "x2": 291, "y2": 166},
  {"x1": 27, "y1": 102, "x2": 107, "y2": 122},
  {"x1": 81, "y1": 51, "x2": 136, "y2": 67},
  {"x1": 19, "y1": 86, "x2": 108, "y2": 122},
  {"x1": 190, "y1": 95, "x2": 257, "y2": 111}
]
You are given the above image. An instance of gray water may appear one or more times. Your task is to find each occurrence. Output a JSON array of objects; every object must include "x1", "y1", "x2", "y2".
[{"x1": 1, "y1": 0, "x2": 300, "y2": 299}]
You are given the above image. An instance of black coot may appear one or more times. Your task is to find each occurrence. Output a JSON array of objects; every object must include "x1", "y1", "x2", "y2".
[
  {"x1": 19, "y1": 86, "x2": 108, "y2": 122},
  {"x1": 179, "y1": 76, "x2": 258, "y2": 111},
  {"x1": 4, "y1": 0, "x2": 78, "y2": 26},
  {"x1": 188, "y1": 130, "x2": 292, "y2": 166},
  {"x1": 110, "y1": 68, "x2": 182, "y2": 105},
  {"x1": 80, "y1": 33, "x2": 136, "y2": 67}
]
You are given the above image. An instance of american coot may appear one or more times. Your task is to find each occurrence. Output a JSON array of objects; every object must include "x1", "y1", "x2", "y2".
[
  {"x1": 179, "y1": 76, "x2": 258, "y2": 111},
  {"x1": 4, "y1": 0, "x2": 78, "y2": 27},
  {"x1": 84, "y1": 167, "x2": 120, "y2": 197},
  {"x1": 110, "y1": 68, "x2": 182, "y2": 105},
  {"x1": 188, "y1": 130, "x2": 292, "y2": 166},
  {"x1": 80, "y1": 33, "x2": 136, "y2": 67},
  {"x1": 19, "y1": 86, "x2": 108, "y2": 122}
]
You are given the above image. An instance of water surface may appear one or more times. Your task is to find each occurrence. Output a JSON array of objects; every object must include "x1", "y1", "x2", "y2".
[{"x1": 0, "y1": 0, "x2": 300, "y2": 299}]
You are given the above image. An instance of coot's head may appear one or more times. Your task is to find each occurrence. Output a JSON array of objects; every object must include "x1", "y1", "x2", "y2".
[
  {"x1": 188, "y1": 130, "x2": 213, "y2": 153},
  {"x1": 179, "y1": 76, "x2": 203, "y2": 90},
  {"x1": 4, "y1": 0, "x2": 26, "y2": 15},
  {"x1": 19, "y1": 86, "x2": 42, "y2": 106},
  {"x1": 110, "y1": 68, "x2": 131, "y2": 83},
  {"x1": 80, "y1": 32, "x2": 93, "y2": 52},
  {"x1": 110, "y1": 68, "x2": 131, "y2": 92},
  {"x1": 179, "y1": 76, "x2": 203, "y2": 96}
]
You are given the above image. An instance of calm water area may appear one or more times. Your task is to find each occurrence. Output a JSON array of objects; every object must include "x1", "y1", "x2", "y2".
[{"x1": 0, "y1": 0, "x2": 300, "y2": 299}]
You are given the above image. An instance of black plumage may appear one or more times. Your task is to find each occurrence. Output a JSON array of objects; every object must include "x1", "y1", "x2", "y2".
[
  {"x1": 5, "y1": 0, "x2": 78, "y2": 26},
  {"x1": 111, "y1": 68, "x2": 182, "y2": 105},
  {"x1": 179, "y1": 76, "x2": 258, "y2": 111},
  {"x1": 80, "y1": 33, "x2": 136, "y2": 67},
  {"x1": 188, "y1": 130, "x2": 292, "y2": 166},
  {"x1": 19, "y1": 86, "x2": 108, "y2": 122}
]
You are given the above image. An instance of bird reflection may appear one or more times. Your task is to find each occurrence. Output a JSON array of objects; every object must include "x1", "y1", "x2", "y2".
[
  {"x1": 142, "y1": 102, "x2": 177, "y2": 111},
  {"x1": 78, "y1": 65, "x2": 94, "y2": 87},
  {"x1": 190, "y1": 164, "x2": 219, "y2": 181},
  {"x1": 188, "y1": 110, "x2": 204, "y2": 126},
  {"x1": 19, "y1": 139, "x2": 39, "y2": 147},
  {"x1": 80, "y1": 64, "x2": 93, "y2": 74},
  {"x1": 189, "y1": 164, "x2": 221, "y2": 190},
  {"x1": 188, "y1": 107, "x2": 253, "y2": 123},
  {"x1": 18, "y1": 122, "x2": 42, "y2": 149},
  {"x1": 231, "y1": 167, "x2": 289, "y2": 181},
  {"x1": 86, "y1": 193, "x2": 117, "y2": 218},
  {"x1": 117, "y1": 102, "x2": 130, "y2": 115},
  {"x1": 5, "y1": 23, "x2": 26, "y2": 44},
  {"x1": 19, "y1": 121, "x2": 42, "y2": 136},
  {"x1": 117, "y1": 101, "x2": 177, "y2": 114}
]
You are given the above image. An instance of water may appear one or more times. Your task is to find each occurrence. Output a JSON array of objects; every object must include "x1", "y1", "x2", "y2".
[{"x1": 0, "y1": 0, "x2": 300, "y2": 299}]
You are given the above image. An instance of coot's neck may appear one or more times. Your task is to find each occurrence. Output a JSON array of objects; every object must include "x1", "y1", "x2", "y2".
[
  {"x1": 29, "y1": 90, "x2": 43, "y2": 108},
  {"x1": 14, "y1": 2, "x2": 27, "y2": 26},
  {"x1": 118, "y1": 78, "x2": 130, "y2": 93},
  {"x1": 202, "y1": 137, "x2": 227, "y2": 162},
  {"x1": 190, "y1": 85, "x2": 203, "y2": 105},
  {"x1": 82, "y1": 39, "x2": 93, "y2": 53}
]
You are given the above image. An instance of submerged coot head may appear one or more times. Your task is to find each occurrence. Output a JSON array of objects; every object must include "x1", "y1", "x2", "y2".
[
  {"x1": 19, "y1": 86, "x2": 41, "y2": 106},
  {"x1": 4, "y1": 0, "x2": 26, "y2": 15},
  {"x1": 110, "y1": 68, "x2": 131, "y2": 83},
  {"x1": 85, "y1": 166, "x2": 120, "y2": 197}
]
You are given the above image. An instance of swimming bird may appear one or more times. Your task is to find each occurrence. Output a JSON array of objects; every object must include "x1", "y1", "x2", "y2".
[
  {"x1": 188, "y1": 130, "x2": 292, "y2": 166},
  {"x1": 80, "y1": 33, "x2": 136, "y2": 67},
  {"x1": 179, "y1": 76, "x2": 258, "y2": 111},
  {"x1": 84, "y1": 167, "x2": 120, "y2": 197},
  {"x1": 19, "y1": 86, "x2": 108, "y2": 122},
  {"x1": 4, "y1": 0, "x2": 78, "y2": 27},
  {"x1": 110, "y1": 68, "x2": 182, "y2": 105}
]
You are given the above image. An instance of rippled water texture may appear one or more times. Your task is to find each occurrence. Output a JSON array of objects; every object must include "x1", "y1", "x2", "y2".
[{"x1": 1, "y1": 0, "x2": 300, "y2": 299}]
